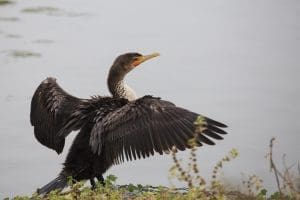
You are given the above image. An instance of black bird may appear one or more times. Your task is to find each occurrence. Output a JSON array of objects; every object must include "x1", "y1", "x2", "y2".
[{"x1": 30, "y1": 52, "x2": 227, "y2": 194}]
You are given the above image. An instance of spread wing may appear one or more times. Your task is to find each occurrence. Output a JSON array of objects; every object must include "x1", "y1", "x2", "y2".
[
  {"x1": 30, "y1": 77, "x2": 83, "y2": 154},
  {"x1": 90, "y1": 96, "x2": 227, "y2": 165}
]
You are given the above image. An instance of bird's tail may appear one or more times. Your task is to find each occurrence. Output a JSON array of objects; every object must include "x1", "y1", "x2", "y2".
[{"x1": 37, "y1": 174, "x2": 68, "y2": 195}]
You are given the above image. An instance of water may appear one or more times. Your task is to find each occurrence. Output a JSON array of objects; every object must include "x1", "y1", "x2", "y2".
[{"x1": 0, "y1": 0, "x2": 299, "y2": 198}]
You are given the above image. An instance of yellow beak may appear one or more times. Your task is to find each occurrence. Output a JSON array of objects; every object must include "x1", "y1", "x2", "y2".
[{"x1": 132, "y1": 52, "x2": 160, "y2": 67}]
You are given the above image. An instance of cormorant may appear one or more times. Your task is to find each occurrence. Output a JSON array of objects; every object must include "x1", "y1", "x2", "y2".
[{"x1": 30, "y1": 52, "x2": 227, "y2": 194}]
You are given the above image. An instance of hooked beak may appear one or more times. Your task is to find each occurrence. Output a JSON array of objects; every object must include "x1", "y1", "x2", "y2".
[{"x1": 132, "y1": 52, "x2": 160, "y2": 67}]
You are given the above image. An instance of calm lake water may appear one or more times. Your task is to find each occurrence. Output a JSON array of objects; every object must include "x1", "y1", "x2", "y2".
[{"x1": 0, "y1": 0, "x2": 299, "y2": 198}]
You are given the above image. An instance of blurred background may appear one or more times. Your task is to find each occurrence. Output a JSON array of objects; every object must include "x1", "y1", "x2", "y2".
[{"x1": 0, "y1": 0, "x2": 299, "y2": 198}]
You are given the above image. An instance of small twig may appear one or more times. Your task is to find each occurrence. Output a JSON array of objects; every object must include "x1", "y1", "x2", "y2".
[{"x1": 269, "y1": 137, "x2": 282, "y2": 196}]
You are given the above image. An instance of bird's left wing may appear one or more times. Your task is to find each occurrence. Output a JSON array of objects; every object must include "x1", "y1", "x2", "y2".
[{"x1": 90, "y1": 96, "x2": 227, "y2": 165}]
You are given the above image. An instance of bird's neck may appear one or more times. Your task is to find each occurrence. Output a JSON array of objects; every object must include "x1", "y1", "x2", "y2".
[{"x1": 107, "y1": 71, "x2": 137, "y2": 101}]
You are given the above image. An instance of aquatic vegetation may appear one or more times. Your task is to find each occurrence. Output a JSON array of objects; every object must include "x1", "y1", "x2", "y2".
[
  {"x1": 9, "y1": 50, "x2": 41, "y2": 58},
  {"x1": 6, "y1": 34, "x2": 22, "y2": 38},
  {"x1": 21, "y1": 6, "x2": 87, "y2": 17},
  {"x1": 33, "y1": 39, "x2": 54, "y2": 44},
  {"x1": 0, "y1": 0, "x2": 13, "y2": 6},
  {"x1": 0, "y1": 17, "x2": 20, "y2": 22},
  {"x1": 21, "y1": 6, "x2": 61, "y2": 15}
]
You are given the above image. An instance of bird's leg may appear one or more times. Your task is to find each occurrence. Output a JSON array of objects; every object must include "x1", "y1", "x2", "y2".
[
  {"x1": 96, "y1": 175, "x2": 105, "y2": 185},
  {"x1": 90, "y1": 178, "x2": 96, "y2": 190}
]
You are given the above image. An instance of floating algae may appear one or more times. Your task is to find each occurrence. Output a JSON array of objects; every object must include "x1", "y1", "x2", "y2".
[
  {"x1": 0, "y1": 0, "x2": 13, "y2": 6},
  {"x1": 33, "y1": 39, "x2": 53, "y2": 44},
  {"x1": 9, "y1": 50, "x2": 41, "y2": 58},
  {"x1": 21, "y1": 6, "x2": 87, "y2": 17},
  {"x1": 21, "y1": 6, "x2": 61, "y2": 15},
  {"x1": 6, "y1": 34, "x2": 22, "y2": 38},
  {"x1": 0, "y1": 17, "x2": 20, "y2": 22}
]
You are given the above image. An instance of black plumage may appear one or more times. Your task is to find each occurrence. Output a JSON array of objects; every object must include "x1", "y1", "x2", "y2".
[{"x1": 30, "y1": 52, "x2": 228, "y2": 194}]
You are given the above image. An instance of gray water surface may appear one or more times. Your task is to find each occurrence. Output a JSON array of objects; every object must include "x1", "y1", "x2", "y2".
[{"x1": 0, "y1": 0, "x2": 299, "y2": 198}]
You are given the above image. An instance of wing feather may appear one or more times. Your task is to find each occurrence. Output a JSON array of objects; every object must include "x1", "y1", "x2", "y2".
[
  {"x1": 30, "y1": 77, "x2": 82, "y2": 153},
  {"x1": 90, "y1": 96, "x2": 228, "y2": 166}
]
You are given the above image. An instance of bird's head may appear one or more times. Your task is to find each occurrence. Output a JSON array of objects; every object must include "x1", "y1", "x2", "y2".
[
  {"x1": 108, "y1": 52, "x2": 160, "y2": 99},
  {"x1": 110, "y1": 52, "x2": 160, "y2": 76}
]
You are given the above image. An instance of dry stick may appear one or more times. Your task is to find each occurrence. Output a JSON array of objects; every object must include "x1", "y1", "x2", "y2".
[
  {"x1": 269, "y1": 137, "x2": 282, "y2": 196},
  {"x1": 282, "y1": 154, "x2": 297, "y2": 195}
]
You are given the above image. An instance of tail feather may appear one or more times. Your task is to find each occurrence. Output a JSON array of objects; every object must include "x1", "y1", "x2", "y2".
[{"x1": 37, "y1": 174, "x2": 68, "y2": 194}]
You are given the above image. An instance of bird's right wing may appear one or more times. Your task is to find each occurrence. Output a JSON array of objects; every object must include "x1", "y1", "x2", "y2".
[{"x1": 30, "y1": 77, "x2": 83, "y2": 154}]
